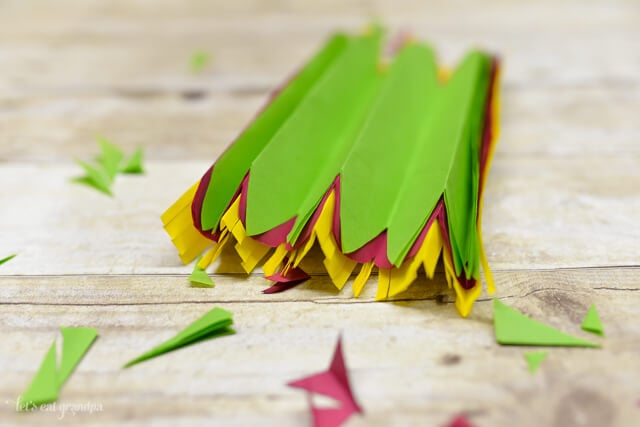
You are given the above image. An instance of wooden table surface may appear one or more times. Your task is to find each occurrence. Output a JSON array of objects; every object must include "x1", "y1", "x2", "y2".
[{"x1": 1, "y1": 1, "x2": 639, "y2": 426}]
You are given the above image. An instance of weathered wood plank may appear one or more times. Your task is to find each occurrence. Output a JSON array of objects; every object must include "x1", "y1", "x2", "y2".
[
  {"x1": 0, "y1": 268, "x2": 638, "y2": 426},
  {"x1": 0, "y1": 159, "x2": 638, "y2": 275},
  {"x1": 2, "y1": 86, "x2": 640, "y2": 163},
  {"x1": 0, "y1": 1, "x2": 638, "y2": 100}
]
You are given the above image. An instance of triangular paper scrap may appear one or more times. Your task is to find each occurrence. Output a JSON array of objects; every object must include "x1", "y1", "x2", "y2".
[
  {"x1": 189, "y1": 262, "x2": 214, "y2": 288},
  {"x1": 73, "y1": 137, "x2": 144, "y2": 195},
  {"x1": 73, "y1": 160, "x2": 113, "y2": 196},
  {"x1": 0, "y1": 254, "x2": 16, "y2": 266},
  {"x1": 95, "y1": 136, "x2": 124, "y2": 180},
  {"x1": 288, "y1": 335, "x2": 362, "y2": 427},
  {"x1": 161, "y1": 25, "x2": 502, "y2": 317},
  {"x1": 581, "y1": 304, "x2": 604, "y2": 336},
  {"x1": 493, "y1": 299, "x2": 599, "y2": 347},
  {"x1": 524, "y1": 351, "x2": 548, "y2": 374},
  {"x1": 19, "y1": 327, "x2": 97, "y2": 409},
  {"x1": 121, "y1": 147, "x2": 145, "y2": 174},
  {"x1": 190, "y1": 51, "x2": 211, "y2": 73},
  {"x1": 124, "y1": 307, "x2": 234, "y2": 368}
]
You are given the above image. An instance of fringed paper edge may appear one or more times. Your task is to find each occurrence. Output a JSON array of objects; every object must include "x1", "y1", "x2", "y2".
[{"x1": 161, "y1": 62, "x2": 501, "y2": 317}]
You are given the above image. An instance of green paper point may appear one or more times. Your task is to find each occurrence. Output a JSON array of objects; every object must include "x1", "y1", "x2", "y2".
[
  {"x1": 0, "y1": 254, "x2": 16, "y2": 266},
  {"x1": 124, "y1": 307, "x2": 234, "y2": 368},
  {"x1": 524, "y1": 351, "x2": 548, "y2": 374},
  {"x1": 73, "y1": 160, "x2": 113, "y2": 196},
  {"x1": 57, "y1": 328, "x2": 98, "y2": 387},
  {"x1": 493, "y1": 299, "x2": 600, "y2": 348},
  {"x1": 95, "y1": 136, "x2": 124, "y2": 180},
  {"x1": 19, "y1": 343, "x2": 58, "y2": 409},
  {"x1": 121, "y1": 147, "x2": 145, "y2": 174},
  {"x1": 189, "y1": 263, "x2": 215, "y2": 288},
  {"x1": 19, "y1": 327, "x2": 97, "y2": 410},
  {"x1": 190, "y1": 51, "x2": 211, "y2": 73},
  {"x1": 581, "y1": 304, "x2": 604, "y2": 336}
]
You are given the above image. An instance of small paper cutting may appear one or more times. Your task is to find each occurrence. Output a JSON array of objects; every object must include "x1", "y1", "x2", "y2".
[
  {"x1": 189, "y1": 262, "x2": 214, "y2": 288},
  {"x1": 288, "y1": 335, "x2": 362, "y2": 427},
  {"x1": 524, "y1": 351, "x2": 548, "y2": 374},
  {"x1": 581, "y1": 304, "x2": 604, "y2": 336},
  {"x1": 162, "y1": 25, "x2": 502, "y2": 317},
  {"x1": 493, "y1": 299, "x2": 599, "y2": 347},
  {"x1": 121, "y1": 147, "x2": 145, "y2": 174},
  {"x1": 19, "y1": 327, "x2": 97, "y2": 409},
  {"x1": 73, "y1": 137, "x2": 144, "y2": 195},
  {"x1": 95, "y1": 136, "x2": 124, "y2": 180},
  {"x1": 124, "y1": 307, "x2": 234, "y2": 368},
  {"x1": 190, "y1": 51, "x2": 210, "y2": 73},
  {"x1": 0, "y1": 254, "x2": 16, "y2": 266},
  {"x1": 263, "y1": 264, "x2": 310, "y2": 294},
  {"x1": 73, "y1": 160, "x2": 113, "y2": 196}
]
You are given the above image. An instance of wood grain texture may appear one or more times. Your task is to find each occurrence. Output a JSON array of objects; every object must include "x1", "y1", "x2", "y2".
[{"x1": 0, "y1": 1, "x2": 639, "y2": 426}]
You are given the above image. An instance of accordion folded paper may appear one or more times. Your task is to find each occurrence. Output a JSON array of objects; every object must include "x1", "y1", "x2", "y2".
[
  {"x1": 124, "y1": 307, "x2": 234, "y2": 368},
  {"x1": 162, "y1": 27, "x2": 501, "y2": 316}
]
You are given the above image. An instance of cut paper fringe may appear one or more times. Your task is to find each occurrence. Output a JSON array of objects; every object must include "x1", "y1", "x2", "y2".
[{"x1": 161, "y1": 27, "x2": 501, "y2": 317}]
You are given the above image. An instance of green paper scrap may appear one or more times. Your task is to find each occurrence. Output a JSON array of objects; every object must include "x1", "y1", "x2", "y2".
[
  {"x1": 20, "y1": 343, "x2": 58, "y2": 409},
  {"x1": 189, "y1": 263, "x2": 214, "y2": 288},
  {"x1": 493, "y1": 299, "x2": 600, "y2": 348},
  {"x1": 0, "y1": 254, "x2": 16, "y2": 266},
  {"x1": 19, "y1": 327, "x2": 98, "y2": 409},
  {"x1": 73, "y1": 138, "x2": 145, "y2": 195},
  {"x1": 124, "y1": 307, "x2": 234, "y2": 368},
  {"x1": 199, "y1": 28, "x2": 492, "y2": 278},
  {"x1": 73, "y1": 160, "x2": 113, "y2": 196},
  {"x1": 524, "y1": 351, "x2": 548, "y2": 374},
  {"x1": 121, "y1": 147, "x2": 145, "y2": 174},
  {"x1": 581, "y1": 304, "x2": 604, "y2": 336},
  {"x1": 96, "y1": 136, "x2": 124, "y2": 180},
  {"x1": 190, "y1": 51, "x2": 211, "y2": 73}
]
